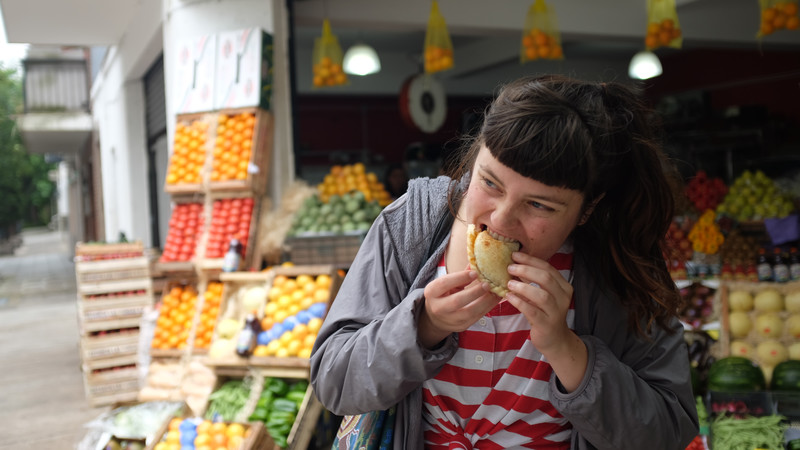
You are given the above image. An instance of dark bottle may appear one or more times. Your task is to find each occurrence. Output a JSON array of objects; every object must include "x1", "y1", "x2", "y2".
[
  {"x1": 773, "y1": 247, "x2": 790, "y2": 283},
  {"x1": 222, "y1": 238, "x2": 243, "y2": 272},
  {"x1": 756, "y1": 248, "x2": 773, "y2": 282},
  {"x1": 236, "y1": 313, "x2": 261, "y2": 357},
  {"x1": 790, "y1": 247, "x2": 800, "y2": 282}
]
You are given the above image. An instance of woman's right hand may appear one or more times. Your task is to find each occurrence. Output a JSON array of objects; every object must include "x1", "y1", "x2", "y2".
[{"x1": 418, "y1": 269, "x2": 496, "y2": 348}]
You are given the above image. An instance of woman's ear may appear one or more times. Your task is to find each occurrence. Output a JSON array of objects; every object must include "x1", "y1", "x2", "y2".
[{"x1": 579, "y1": 193, "x2": 605, "y2": 226}]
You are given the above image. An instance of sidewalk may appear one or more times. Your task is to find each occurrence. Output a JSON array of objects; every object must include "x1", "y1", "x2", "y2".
[{"x1": 0, "y1": 228, "x2": 108, "y2": 449}]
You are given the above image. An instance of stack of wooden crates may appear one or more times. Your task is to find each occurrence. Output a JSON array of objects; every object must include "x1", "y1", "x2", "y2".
[{"x1": 75, "y1": 242, "x2": 154, "y2": 407}]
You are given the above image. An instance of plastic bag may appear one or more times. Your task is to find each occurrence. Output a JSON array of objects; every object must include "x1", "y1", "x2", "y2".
[
  {"x1": 424, "y1": 1, "x2": 454, "y2": 74},
  {"x1": 312, "y1": 19, "x2": 347, "y2": 88},
  {"x1": 758, "y1": 0, "x2": 799, "y2": 37},
  {"x1": 520, "y1": 0, "x2": 564, "y2": 62},
  {"x1": 645, "y1": 0, "x2": 683, "y2": 50}
]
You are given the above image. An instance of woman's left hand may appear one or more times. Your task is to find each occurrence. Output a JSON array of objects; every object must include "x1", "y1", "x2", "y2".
[{"x1": 505, "y1": 251, "x2": 574, "y2": 356}]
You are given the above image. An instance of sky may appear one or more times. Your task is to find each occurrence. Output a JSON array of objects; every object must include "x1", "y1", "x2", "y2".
[{"x1": 0, "y1": 6, "x2": 29, "y2": 72}]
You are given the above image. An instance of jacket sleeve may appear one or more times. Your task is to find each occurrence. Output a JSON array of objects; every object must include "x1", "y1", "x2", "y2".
[
  {"x1": 309, "y1": 205, "x2": 458, "y2": 416},
  {"x1": 550, "y1": 314, "x2": 699, "y2": 450}
]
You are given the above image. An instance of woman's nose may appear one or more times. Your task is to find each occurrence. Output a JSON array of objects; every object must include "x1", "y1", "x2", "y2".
[{"x1": 490, "y1": 199, "x2": 517, "y2": 230}]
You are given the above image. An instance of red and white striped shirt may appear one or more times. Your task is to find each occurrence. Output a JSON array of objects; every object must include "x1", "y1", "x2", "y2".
[{"x1": 422, "y1": 242, "x2": 575, "y2": 449}]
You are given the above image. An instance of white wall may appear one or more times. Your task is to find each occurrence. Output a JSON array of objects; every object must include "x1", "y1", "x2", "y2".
[
  {"x1": 90, "y1": 0, "x2": 163, "y2": 244},
  {"x1": 162, "y1": 0, "x2": 295, "y2": 203}
]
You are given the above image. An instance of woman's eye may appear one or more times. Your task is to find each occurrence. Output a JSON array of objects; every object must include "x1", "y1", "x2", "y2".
[
  {"x1": 482, "y1": 177, "x2": 497, "y2": 189},
  {"x1": 529, "y1": 201, "x2": 553, "y2": 211}
]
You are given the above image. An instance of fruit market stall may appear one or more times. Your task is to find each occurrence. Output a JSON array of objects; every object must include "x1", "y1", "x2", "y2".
[{"x1": 670, "y1": 166, "x2": 800, "y2": 449}]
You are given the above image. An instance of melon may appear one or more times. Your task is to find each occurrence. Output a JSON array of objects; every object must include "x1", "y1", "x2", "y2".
[
  {"x1": 754, "y1": 312, "x2": 784, "y2": 338},
  {"x1": 730, "y1": 340, "x2": 755, "y2": 358},
  {"x1": 729, "y1": 290, "x2": 754, "y2": 312},
  {"x1": 754, "y1": 288, "x2": 784, "y2": 312},
  {"x1": 756, "y1": 339, "x2": 789, "y2": 367},
  {"x1": 728, "y1": 311, "x2": 753, "y2": 338}
]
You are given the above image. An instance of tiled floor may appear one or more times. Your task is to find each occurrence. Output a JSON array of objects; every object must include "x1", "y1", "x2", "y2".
[{"x1": 0, "y1": 229, "x2": 108, "y2": 449}]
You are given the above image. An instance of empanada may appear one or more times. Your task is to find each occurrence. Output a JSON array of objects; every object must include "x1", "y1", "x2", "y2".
[{"x1": 466, "y1": 224, "x2": 521, "y2": 297}]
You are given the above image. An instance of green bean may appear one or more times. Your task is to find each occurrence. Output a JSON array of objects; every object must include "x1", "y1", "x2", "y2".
[{"x1": 711, "y1": 414, "x2": 786, "y2": 450}]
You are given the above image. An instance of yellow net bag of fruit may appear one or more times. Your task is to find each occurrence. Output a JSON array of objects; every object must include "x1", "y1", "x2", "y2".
[
  {"x1": 520, "y1": 0, "x2": 564, "y2": 62},
  {"x1": 424, "y1": 1, "x2": 454, "y2": 74},
  {"x1": 312, "y1": 19, "x2": 348, "y2": 88},
  {"x1": 645, "y1": 0, "x2": 683, "y2": 50},
  {"x1": 758, "y1": 0, "x2": 799, "y2": 37}
]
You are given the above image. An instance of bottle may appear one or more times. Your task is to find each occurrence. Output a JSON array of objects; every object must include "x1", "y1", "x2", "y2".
[
  {"x1": 222, "y1": 238, "x2": 242, "y2": 272},
  {"x1": 756, "y1": 248, "x2": 773, "y2": 282},
  {"x1": 773, "y1": 247, "x2": 790, "y2": 283},
  {"x1": 235, "y1": 313, "x2": 261, "y2": 357},
  {"x1": 790, "y1": 247, "x2": 800, "y2": 282}
]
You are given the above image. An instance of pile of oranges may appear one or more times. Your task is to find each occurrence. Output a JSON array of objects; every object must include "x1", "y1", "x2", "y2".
[
  {"x1": 167, "y1": 119, "x2": 209, "y2": 185},
  {"x1": 316, "y1": 163, "x2": 393, "y2": 206},
  {"x1": 312, "y1": 56, "x2": 347, "y2": 87},
  {"x1": 759, "y1": 1, "x2": 799, "y2": 35},
  {"x1": 194, "y1": 282, "x2": 223, "y2": 350},
  {"x1": 424, "y1": 45, "x2": 454, "y2": 73},
  {"x1": 152, "y1": 284, "x2": 198, "y2": 350},
  {"x1": 645, "y1": 18, "x2": 682, "y2": 50},
  {"x1": 252, "y1": 273, "x2": 332, "y2": 358},
  {"x1": 154, "y1": 417, "x2": 249, "y2": 450},
  {"x1": 521, "y1": 29, "x2": 563, "y2": 61},
  {"x1": 211, "y1": 112, "x2": 256, "y2": 183}
]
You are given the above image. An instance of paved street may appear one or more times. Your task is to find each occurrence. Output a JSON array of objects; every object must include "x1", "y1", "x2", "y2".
[{"x1": 0, "y1": 228, "x2": 108, "y2": 449}]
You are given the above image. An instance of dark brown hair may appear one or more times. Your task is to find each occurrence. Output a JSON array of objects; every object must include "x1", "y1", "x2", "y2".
[{"x1": 448, "y1": 74, "x2": 683, "y2": 337}]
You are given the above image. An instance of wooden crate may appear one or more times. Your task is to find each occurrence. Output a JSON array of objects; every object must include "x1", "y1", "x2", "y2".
[
  {"x1": 145, "y1": 419, "x2": 270, "y2": 450},
  {"x1": 283, "y1": 231, "x2": 366, "y2": 269},
  {"x1": 83, "y1": 367, "x2": 141, "y2": 408},
  {"x1": 196, "y1": 192, "x2": 263, "y2": 272},
  {"x1": 204, "y1": 265, "x2": 342, "y2": 371},
  {"x1": 75, "y1": 241, "x2": 145, "y2": 259},
  {"x1": 716, "y1": 279, "x2": 800, "y2": 374},
  {"x1": 81, "y1": 329, "x2": 141, "y2": 362},
  {"x1": 164, "y1": 112, "x2": 215, "y2": 195},
  {"x1": 207, "y1": 107, "x2": 273, "y2": 196}
]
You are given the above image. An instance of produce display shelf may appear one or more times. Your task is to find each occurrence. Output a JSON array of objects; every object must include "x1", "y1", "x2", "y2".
[
  {"x1": 207, "y1": 108, "x2": 274, "y2": 196},
  {"x1": 285, "y1": 386, "x2": 325, "y2": 450},
  {"x1": 207, "y1": 362, "x2": 309, "y2": 381}
]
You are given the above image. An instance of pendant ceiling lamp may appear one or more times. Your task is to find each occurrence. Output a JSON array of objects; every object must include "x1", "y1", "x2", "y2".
[
  {"x1": 343, "y1": 42, "x2": 381, "y2": 76},
  {"x1": 628, "y1": 50, "x2": 663, "y2": 80}
]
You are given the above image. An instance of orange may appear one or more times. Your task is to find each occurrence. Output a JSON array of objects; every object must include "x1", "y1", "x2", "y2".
[
  {"x1": 226, "y1": 423, "x2": 245, "y2": 439},
  {"x1": 196, "y1": 420, "x2": 213, "y2": 435}
]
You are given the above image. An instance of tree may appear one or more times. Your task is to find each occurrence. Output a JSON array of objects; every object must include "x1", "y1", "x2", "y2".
[{"x1": 0, "y1": 64, "x2": 55, "y2": 234}]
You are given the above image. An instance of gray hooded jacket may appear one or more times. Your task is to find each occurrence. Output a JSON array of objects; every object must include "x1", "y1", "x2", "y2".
[{"x1": 310, "y1": 176, "x2": 698, "y2": 450}]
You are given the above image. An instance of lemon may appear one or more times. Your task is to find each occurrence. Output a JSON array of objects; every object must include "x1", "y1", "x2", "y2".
[
  {"x1": 276, "y1": 347, "x2": 290, "y2": 358},
  {"x1": 307, "y1": 318, "x2": 323, "y2": 333},
  {"x1": 298, "y1": 347, "x2": 313, "y2": 359},
  {"x1": 265, "y1": 339, "x2": 281, "y2": 355}
]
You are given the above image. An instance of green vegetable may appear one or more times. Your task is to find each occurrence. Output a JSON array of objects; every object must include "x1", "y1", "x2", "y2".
[
  {"x1": 286, "y1": 390, "x2": 306, "y2": 405},
  {"x1": 204, "y1": 379, "x2": 251, "y2": 422},
  {"x1": 249, "y1": 406, "x2": 269, "y2": 422},
  {"x1": 710, "y1": 414, "x2": 786, "y2": 450},
  {"x1": 265, "y1": 377, "x2": 289, "y2": 396},
  {"x1": 271, "y1": 398, "x2": 299, "y2": 413}
]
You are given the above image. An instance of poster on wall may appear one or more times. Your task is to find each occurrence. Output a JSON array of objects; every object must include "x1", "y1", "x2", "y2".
[
  {"x1": 215, "y1": 27, "x2": 273, "y2": 111},
  {"x1": 174, "y1": 34, "x2": 217, "y2": 114}
]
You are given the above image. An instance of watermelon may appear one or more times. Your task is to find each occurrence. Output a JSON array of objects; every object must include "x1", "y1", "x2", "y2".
[
  {"x1": 708, "y1": 356, "x2": 766, "y2": 392},
  {"x1": 770, "y1": 359, "x2": 800, "y2": 391}
]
